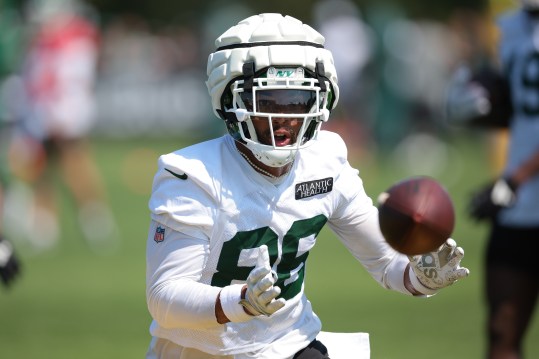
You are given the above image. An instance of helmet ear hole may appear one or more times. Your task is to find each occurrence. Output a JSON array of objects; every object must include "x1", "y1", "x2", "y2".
[{"x1": 221, "y1": 88, "x2": 233, "y2": 112}]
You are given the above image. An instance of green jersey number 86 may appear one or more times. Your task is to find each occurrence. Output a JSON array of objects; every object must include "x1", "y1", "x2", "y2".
[{"x1": 211, "y1": 214, "x2": 327, "y2": 300}]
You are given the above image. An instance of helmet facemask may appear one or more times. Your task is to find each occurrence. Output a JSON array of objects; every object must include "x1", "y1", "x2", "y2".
[{"x1": 222, "y1": 64, "x2": 332, "y2": 167}]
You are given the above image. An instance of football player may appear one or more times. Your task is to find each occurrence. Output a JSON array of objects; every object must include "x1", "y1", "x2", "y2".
[
  {"x1": 146, "y1": 13, "x2": 469, "y2": 359},
  {"x1": 16, "y1": 0, "x2": 117, "y2": 252},
  {"x1": 445, "y1": 2, "x2": 539, "y2": 358}
]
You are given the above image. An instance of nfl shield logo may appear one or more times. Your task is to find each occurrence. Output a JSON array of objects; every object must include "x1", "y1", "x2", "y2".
[{"x1": 154, "y1": 226, "x2": 165, "y2": 243}]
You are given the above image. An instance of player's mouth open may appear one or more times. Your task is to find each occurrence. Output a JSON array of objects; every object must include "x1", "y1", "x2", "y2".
[{"x1": 273, "y1": 130, "x2": 292, "y2": 146}]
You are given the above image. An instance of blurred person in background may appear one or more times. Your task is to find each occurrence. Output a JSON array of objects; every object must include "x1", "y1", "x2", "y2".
[
  {"x1": 445, "y1": 1, "x2": 539, "y2": 358},
  {"x1": 12, "y1": 0, "x2": 117, "y2": 253},
  {"x1": 145, "y1": 13, "x2": 469, "y2": 359},
  {"x1": 0, "y1": 0, "x2": 24, "y2": 287},
  {"x1": 312, "y1": 0, "x2": 375, "y2": 158}
]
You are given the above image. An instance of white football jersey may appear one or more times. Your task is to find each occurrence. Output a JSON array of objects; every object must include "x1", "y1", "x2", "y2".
[
  {"x1": 498, "y1": 10, "x2": 539, "y2": 226},
  {"x1": 146, "y1": 131, "x2": 409, "y2": 357}
]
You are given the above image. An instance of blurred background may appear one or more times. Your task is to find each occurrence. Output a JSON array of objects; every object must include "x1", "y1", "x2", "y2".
[{"x1": 1, "y1": 0, "x2": 537, "y2": 358}]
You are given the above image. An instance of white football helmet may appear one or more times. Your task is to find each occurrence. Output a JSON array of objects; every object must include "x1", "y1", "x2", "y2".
[{"x1": 206, "y1": 13, "x2": 339, "y2": 167}]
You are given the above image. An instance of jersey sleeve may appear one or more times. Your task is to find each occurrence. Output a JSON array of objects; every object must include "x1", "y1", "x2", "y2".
[
  {"x1": 327, "y1": 162, "x2": 410, "y2": 295},
  {"x1": 148, "y1": 152, "x2": 217, "y2": 240},
  {"x1": 146, "y1": 220, "x2": 223, "y2": 329}
]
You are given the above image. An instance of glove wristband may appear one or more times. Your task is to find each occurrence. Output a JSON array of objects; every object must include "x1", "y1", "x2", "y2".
[
  {"x1": 409, "y1": 270, "x2": 438, "y2": 296},
  {"x1": 219, "y1": 284, "x2": 252, "y2": 323}
]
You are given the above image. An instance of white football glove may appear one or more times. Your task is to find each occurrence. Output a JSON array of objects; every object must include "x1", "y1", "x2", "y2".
[
  {"x1": 409, "y1": 238, "x2": 470, "y2": 295},
  {"x1": 239, "y1": 245, "x2": 286, "y2": 316},
  {"x1": 445, "y1": 66, "x2": 491, "y2": 124}
]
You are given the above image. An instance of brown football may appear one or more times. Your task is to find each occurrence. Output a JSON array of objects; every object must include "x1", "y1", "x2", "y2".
[{"x1": 377, "y1": 176, "x2": 455, "y2": 255}]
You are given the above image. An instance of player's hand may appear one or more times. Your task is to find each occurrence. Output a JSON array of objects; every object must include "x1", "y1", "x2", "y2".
[
  {"x1": 0, "y1": 237, "x2": 21, "y2": 288},
  {"x1": 445, "y1": 66, "x2": 491, "y2": 124},
  {"x1": 409, "y1": 238, "x2": 469, "y2": 295},
  {"x1": 468, "y1": 178, "x2": 517, "y2": 221},
  {"x1": 239, "y1": 245, "x2": 285, "y2": 316}
]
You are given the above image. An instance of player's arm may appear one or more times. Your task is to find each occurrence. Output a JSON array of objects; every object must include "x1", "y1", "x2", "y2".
[
  {"x1": 445, "y1": 65, "x2": 491, "y2": 123},
  {"x1": 469, "y1": 148, "x2": 539, "y2": 221},
  {"x1": 328, "y1": 168, "x2": 468, "y2": 296},
  {"x1": 146, "y1": 221, "x2": 223, "y2": 329},
  {"x1": 328, "y1": 179, "x2": 412, "y2": 295},
  {"x1": 330, "y1": 205, "x2": 468, "y2": 296},
  {"x1": 508, "y1": 147, "x2": 539, "y2": 186},
  {"x1": 444, "y1": 65, "x2": 512, "y2": 128},
  {"x1": 146, "y1": 221, "x2": 284, "y2": 329}
]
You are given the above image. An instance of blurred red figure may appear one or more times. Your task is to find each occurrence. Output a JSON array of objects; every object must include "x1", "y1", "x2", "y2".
[{"x1": 15, "y1": 0, "x2": 117, "y2": 253}]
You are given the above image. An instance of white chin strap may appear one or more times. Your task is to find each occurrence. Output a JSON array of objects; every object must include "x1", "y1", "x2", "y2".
[{"x1": 245, "y1": 141, "x2": 298, "y2": 167}]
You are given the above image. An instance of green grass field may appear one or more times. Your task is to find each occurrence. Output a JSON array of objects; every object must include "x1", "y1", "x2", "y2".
[{"x1": 1, "y1": 133, "x2": 537, "y2": 358}]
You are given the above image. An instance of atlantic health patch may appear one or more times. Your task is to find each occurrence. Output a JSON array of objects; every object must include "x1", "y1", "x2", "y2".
[{"x1": 295, "y1": 177, "x2": 333, "y2": 200}]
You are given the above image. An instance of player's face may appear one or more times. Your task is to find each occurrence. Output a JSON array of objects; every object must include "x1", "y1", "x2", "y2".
[
  {"x1": 242, "y1": 89, "x2": 316, "y2": 147},
  {"x1": 250, "y1": 116, "x2": 303, "y2": 147}
]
